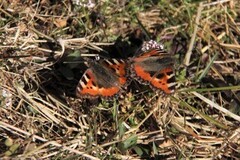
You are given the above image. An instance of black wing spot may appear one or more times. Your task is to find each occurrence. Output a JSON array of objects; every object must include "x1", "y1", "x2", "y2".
[
  {"x1": 166, "y1": 71, "x2": 174, "y2": 75},
  {"x1": 78, "y1": 85, "x2": 83, "y2": 90},
  {"x1": 92, "y1": 81, "x2": 97, "y2": 87},
  {"x1": 82, "y1": 76, "x2": 88, "y2": 85},
  {"x1": 156, "y1": 73, "x2": 164, "y2": 79},
  {"x1": 148, "y1": 71, "x2": 156, "y2": 77},
  {"x1": 169, "y1": 85, "x2": 175, "y2": 91},
  {"x1": 167, "y1": 76, "x2": 175, "y2": 83}
]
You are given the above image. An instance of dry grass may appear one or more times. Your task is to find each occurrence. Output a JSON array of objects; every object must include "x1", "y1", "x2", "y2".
[{"x1": 1, "y1": 0, "x2": 240, "y2": 159}]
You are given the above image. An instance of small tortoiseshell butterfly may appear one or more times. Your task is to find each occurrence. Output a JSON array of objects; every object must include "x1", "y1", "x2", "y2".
[
  {"x1": 75, "y1": 59, "x2": 128, "y2": 99},
  {"x1": 130, "y1": 48, "x2": 176, "y2": 94},
  {"x1": 76, "y1": 40, "x2": 176, "y2": 99}
]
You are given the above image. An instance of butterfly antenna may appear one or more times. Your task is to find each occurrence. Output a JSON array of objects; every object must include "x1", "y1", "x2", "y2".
[{"x1": 134, "y1": 14, "x2": 151, "y2": 41}]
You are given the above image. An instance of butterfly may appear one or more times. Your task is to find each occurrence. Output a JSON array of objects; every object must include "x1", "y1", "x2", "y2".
[
  {"x1": 75, "y1": 58, "x2": 128, "y2": 99},
  {"x1": 129, "y1": 48, "x2": 176, "y2": 94}
]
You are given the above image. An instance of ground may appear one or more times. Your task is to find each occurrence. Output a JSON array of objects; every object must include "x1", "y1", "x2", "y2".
[{"x1": 0, "y1": 0, "x2": 240, "y2": 159}]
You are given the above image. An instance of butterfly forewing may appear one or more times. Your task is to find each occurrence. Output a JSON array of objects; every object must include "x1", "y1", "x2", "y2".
[
  {"x1": 130, "y1": 49, "x2": 176, "y2": 94},
  {"x1": 101, "y1": 59, "x2": 128, "y2": 87},
  {"x1": 76, "y1": 59, "x2": 128, "y2": 99}
]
